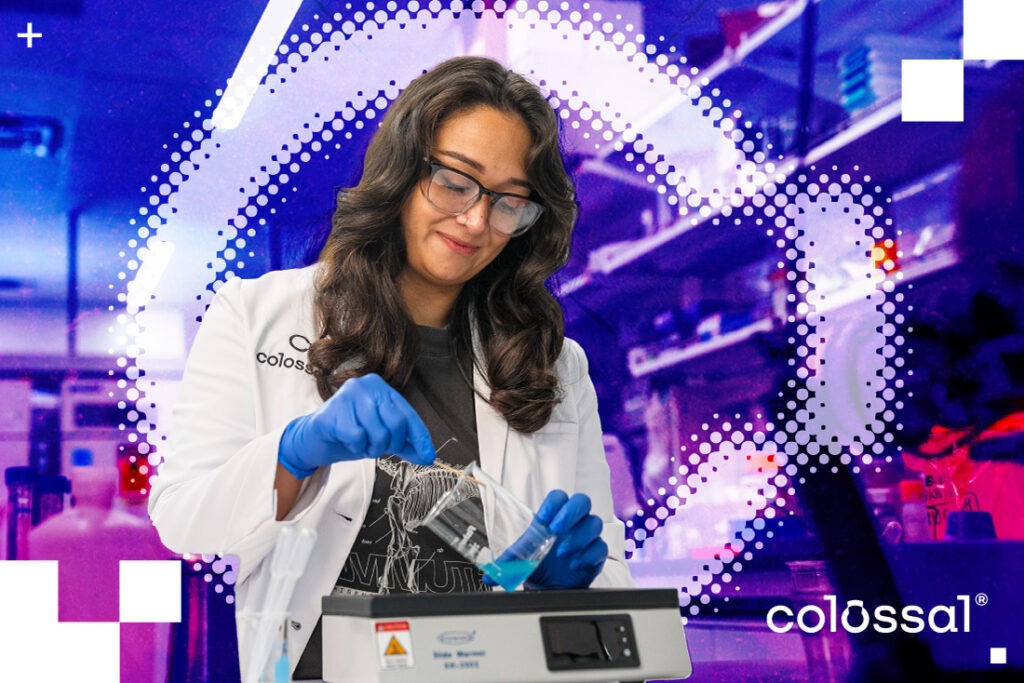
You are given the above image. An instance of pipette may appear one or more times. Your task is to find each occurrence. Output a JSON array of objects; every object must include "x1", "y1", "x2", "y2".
[{"x1": 243, "y1": 525, "x2": 317, "y2": 683}]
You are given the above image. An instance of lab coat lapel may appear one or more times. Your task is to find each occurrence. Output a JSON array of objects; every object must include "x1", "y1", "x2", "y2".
[{"x1": 470, "y1": 317, "x2": 510, "y2": 482}]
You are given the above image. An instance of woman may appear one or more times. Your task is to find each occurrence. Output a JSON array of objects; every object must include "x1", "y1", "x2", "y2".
[{"x1": 149, "y1": 56, "x2": 633, "y2": 679}]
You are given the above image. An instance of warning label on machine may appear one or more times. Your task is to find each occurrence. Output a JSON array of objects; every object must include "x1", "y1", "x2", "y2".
[{"x1": 375, "y1": 621, "x2": 415, "y2": 669}]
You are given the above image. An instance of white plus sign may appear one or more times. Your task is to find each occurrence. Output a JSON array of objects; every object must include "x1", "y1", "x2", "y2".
[{"x1": 17, "y1": 23, "x2": 42, "y2": 48}]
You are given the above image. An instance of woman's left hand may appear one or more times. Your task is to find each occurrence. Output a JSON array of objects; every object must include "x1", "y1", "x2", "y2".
[{"x1": 522, "y1": 490, "x2": 609, "y2": 590}]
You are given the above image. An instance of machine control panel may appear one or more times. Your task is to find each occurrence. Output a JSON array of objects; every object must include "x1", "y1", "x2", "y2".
[{"x1": 540, "y1": 614, "x2": 640, "y2": 671}]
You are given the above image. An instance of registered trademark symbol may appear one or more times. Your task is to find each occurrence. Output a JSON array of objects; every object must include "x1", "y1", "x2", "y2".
[{"x1": 975, "y1": 593, "x2": 989, "y2": 606}]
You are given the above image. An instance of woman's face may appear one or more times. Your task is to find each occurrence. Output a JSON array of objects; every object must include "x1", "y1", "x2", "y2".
[{"x1": 399, "y1": 105, "x2": 532, "y2": 300}]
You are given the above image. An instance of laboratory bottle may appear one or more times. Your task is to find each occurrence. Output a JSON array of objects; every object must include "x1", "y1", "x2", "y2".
[
  {"x1": 28, "y1": 448, "x2": 174, "y2": 683},
  {"x1": 899, "y1": 479, "x2": 932, "y2": 542},
  {"x1": 33, "y1": 474, "x2": 70, "y2": 526},
  {"x1": 865, "y1": 486, "x2": 903, "y2": 544},
  {"x1": 5, "y1": 465, "x2": 34, "y2": 560}
]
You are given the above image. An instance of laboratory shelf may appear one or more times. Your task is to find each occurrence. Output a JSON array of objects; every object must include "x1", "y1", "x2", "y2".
[
  {"x1": 628, "y1": 318, "x2": 774, "y2": 378},
  {"x1": 558, "y1": 209, "x2": 772, "y2": 326},
  {"x1": 0, "y1": 354, "x2": 183, "y2": 378},
  {"x1": 592, "y1": 0, "x2": 809, "y2": 161},
  {"x1": 696, "y1": 0, "x2": 809, "y2": 84},
  {"x1": 559, "y1": 59, "x2": 1011, "y2": 328},
  {"x1": 621, "y1": 245, "x2": 959, "y2": 380},
  {"x1": 562, "y1": 97, "x2": 949, "y2": 305},
  {"x1": 0, "y1": 354, "x2": 121, "y2": 376}
]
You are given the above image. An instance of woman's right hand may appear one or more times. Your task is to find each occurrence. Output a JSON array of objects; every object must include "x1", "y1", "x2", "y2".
[{"x1": 277, "y1": 373, "x2": 436, "y2": 480}]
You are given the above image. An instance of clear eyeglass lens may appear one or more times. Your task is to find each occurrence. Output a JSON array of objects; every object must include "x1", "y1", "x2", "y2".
[
  {"x1": 491, "y1": 197, "x2": 534, "y2": 235},
  {"x1": 429, "y1": 168, "x2": 478, "y2": 213}
]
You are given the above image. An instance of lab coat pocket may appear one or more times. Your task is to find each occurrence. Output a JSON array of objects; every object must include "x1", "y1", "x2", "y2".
[
  {"x1": 327, "y1": 459, "x2": 376, "y2": 522},
  {"x1": 536, "y1": 420, "x2": 578, "y2": 435}
]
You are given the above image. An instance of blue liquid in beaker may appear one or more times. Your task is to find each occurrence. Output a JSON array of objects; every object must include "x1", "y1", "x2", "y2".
[{"x1": 479, "y1": 559, "x2": 539, "y2": 592}]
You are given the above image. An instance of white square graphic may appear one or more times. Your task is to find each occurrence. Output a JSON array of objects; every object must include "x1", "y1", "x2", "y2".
[
  {"x1": 50, "y1": 622, "x2": 121, "y2": 683},
  {"x1": 1, "y1": 622, "x2": 119, "y2": 683},
  {"x1": 0, "y1": 566, "x2": 119, "y2": 683},
  {"x1": 901, "y1": 60, "x2": 963, "y2": 122},
  {"x1": 991, "y1": 647, "x2": 1007, "y2": 665},
  {"x1": 119, "y1": 560, "x2": 182, "y2": 623},
  {"x1": 964, "y1": 0, "x2": 1024, "y2": 60},
  {"x1": 0, "y1": 560, "x2": 58, "y2": 624}
]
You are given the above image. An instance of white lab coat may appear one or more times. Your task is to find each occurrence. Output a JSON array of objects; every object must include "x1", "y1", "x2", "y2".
[{"x1": 148, "y1": 265, "x2": 634, "y2": 677}]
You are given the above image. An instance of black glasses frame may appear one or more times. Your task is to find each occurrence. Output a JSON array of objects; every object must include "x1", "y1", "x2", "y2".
[{"x1": 424, "y1": 158, "x2": 544, "y2": 236}]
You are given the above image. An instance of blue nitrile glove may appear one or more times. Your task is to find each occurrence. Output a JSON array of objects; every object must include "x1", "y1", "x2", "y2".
[
  {"x1": 278, "y1": 373, "x2": 435, "y2": 480},
  {"x1": 483, "y1": 490, "x2": 608, "y2": 590}
]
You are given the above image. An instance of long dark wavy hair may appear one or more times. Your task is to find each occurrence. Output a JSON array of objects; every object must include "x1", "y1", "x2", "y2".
[{"x1": 308, "y1": 56, "x2": 577, "y2": 433}]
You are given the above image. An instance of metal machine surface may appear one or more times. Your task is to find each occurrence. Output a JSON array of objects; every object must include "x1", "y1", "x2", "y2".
[{"x1": 321, "y1": 588, "x2": 691, "y2": 683}]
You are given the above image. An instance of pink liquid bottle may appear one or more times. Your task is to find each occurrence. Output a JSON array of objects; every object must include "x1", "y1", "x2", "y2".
[{"x1": 28, "y1": 448, "x2": 175, "y2": 683}]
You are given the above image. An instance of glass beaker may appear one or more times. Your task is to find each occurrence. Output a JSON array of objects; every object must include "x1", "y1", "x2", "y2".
[{"x1": 415, "y1": 462, "x2": 555, "y2": 591}]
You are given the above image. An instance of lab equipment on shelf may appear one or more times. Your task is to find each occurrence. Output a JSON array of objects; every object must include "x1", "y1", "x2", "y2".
[{"x1": 4, "y1": 465, "x2": 33, "y2": 560}]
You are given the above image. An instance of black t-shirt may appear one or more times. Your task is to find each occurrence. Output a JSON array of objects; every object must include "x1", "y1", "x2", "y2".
[{"x1": 293, "y1": 326, "x2": 489, "y2": 679}]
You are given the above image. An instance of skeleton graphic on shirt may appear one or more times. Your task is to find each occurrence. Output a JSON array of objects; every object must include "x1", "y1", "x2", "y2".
[{"x1": 373, "y1": 457, "x2": 470, "y2": 593}]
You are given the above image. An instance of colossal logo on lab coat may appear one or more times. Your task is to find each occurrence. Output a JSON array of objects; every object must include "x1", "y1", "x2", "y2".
[{"x1": 255, "y1": 333, "x2": 314, "y2": 374}]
